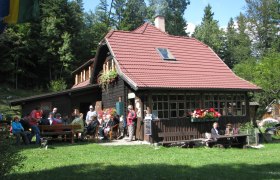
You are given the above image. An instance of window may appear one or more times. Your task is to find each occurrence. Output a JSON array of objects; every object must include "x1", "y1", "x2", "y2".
[
  {"x1": 152, "y1": 95, "x2": 169, "y2": 119},
  {"x1": 186, "y1": 94, "x2": 201, "y2": 115},
  {"x1": 169, "y1": 95, "x2": 185, "y2": 118},
  {"x1": 151, "y1": 93, "x2": 246, "y2": 119},
  {"x1": 156, "y1": 48, "x2": 176, "y2": 60},
  {"x1": 204, "y1": 93, "x2": 246, "y2": 116}
]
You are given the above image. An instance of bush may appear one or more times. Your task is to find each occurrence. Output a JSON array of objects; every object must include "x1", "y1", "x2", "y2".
[
  {"x1": 0, "y1": 130, "x2": 25, "y2": 176},
  {"x1": 48, "y1": 79, "x2": 67, "y2": 92}
]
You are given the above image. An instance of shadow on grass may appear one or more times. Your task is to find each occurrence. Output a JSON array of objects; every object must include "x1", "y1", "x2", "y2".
[
  {"x1": 4, "y1": 162, "x2": 280, "y2": 180},
  {"x1": 0, "y1": 138, "x2": 26, "y2": 177}
]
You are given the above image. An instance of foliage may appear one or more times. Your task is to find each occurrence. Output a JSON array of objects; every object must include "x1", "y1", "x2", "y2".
[
  {"x1": 245, "y1": 0, "x2": 280, "y2": 56},
  {"x1": 120, "y1": 0, "x2": 147, "y2": 31},
  {"x1": 0, "y1": 130, "x2": 25, "y2": 177},
  {"x1": 98, "y1": 69, "x2": 118, "y2": 91},
  {"x1": 223, "y1": 14, "x2": 252, "y2": 68},
  {"x1": 111, "y1": 0, "x2": 126, "y2": 29},
  {"x1": 48, "y1": 79, "x2": 67, "y2": 92},
  {"x1": 239, "y1": 122, "x2": 255, "y2": 131},
  {"x1": 4, "y1": 143, "x2": 280, "y2": 179},
  {"x1": 148, "y1": 0, "x2": 190, "y2": 36},
  {"x1": 193, "y1": 4, "x2": 224, "y2": 57},
  {"x1": 233, "y1": 58, "x2": 257, "y2": 82},
  {"x1": 254, "y1": 51, "x2": 280, "y2": 99}
]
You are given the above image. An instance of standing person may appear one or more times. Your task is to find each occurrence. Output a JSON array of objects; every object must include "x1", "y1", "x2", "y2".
[
  {"x1": 127, "y1": 105, "x2": 136, "y2": 142},
  {"x1": 29, "y1": 107, "x2": 41, "y2": 144},
  {"x1": 86, "y1": 105, "x2": 97, "y2": 126},
  {"x1": 52, "y1": 107, "x2": 58, "y2": 116}
]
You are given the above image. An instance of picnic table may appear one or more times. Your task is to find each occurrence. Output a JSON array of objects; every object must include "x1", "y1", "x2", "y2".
[
  {"x1": 209, "y1": 134, "x2": 250, "y2": 148},
  {"x1": 39, "y1": 124, "x2": 81, "y2": 144},
  {"x1": 158, "y1": 131, "x2": 202, "y2": 147}
]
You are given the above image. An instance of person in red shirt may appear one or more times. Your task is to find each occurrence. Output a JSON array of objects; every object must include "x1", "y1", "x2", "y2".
[
  {"x1": 127, "y1": 105, "x2": 136, "y2": 141},
  {"x1": 28, "y1": 107, "x2": 41, "y2": 144}
]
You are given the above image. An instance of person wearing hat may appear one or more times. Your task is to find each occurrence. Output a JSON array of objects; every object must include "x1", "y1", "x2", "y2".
[
  {"x1": 225, "y1": 123, "x2": 234, "y2": 135},
  {"x1": 86, "y1": 105, "x2": 97, "y2": 126}
]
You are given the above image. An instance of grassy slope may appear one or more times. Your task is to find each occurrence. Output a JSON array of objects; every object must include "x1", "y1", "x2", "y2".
[
  {"x1": 5, "y1": 143, "x2": 280, "y2": 180},
  {"x1": 0, "y1": 87, "x2": 42, "y2": 118}
]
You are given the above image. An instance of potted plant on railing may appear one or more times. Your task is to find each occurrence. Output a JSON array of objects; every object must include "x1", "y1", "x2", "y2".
[
  {"x1": 98, "y1": 69, "x2": 118, "y2": 91},
  {"x1": 191, "y1": 108, "x2": 221, "y2": 122}
]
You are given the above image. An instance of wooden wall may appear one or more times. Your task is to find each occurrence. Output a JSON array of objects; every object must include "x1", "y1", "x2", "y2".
[
  {"x1": 21, "y1": 95, "x2": 72, "y2": 118},
  {"x1": 149, "y1": 116, "x2": 250, "y2": 143},
  {"x1": 102, "y1": 77, "x2": 127, "y2": 111},
  {"x1": 20, "y1": 87, "x2": 101, "y2": 120}
]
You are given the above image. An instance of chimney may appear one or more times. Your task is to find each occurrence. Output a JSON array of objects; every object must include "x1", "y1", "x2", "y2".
[{"x1": 154, "y1": 15, "x2": 165, "y2": 32}]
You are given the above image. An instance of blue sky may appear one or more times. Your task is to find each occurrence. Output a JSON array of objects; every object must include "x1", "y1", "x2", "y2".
[{"x1": 83, "y1": 0, "x2": 247, "y2": 34}]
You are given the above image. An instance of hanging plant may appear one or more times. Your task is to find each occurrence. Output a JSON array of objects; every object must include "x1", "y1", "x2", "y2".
[{"x1": 98, "y1": 69, "x2": 118, "y2": 91}]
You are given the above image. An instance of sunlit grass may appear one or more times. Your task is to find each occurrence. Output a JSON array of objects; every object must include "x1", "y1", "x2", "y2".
[{"x1": 5, "y1": 142, "x2": 280, "y2": 179}]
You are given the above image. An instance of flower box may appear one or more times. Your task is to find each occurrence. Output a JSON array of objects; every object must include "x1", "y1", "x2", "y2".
[{"x1": 191, "y1": 117, "x2": 219, "y2": 123}]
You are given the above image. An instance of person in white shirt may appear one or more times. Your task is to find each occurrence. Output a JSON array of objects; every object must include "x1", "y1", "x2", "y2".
[{"x1": 85, "y1": 105, "x2": 97, "y2": 126}]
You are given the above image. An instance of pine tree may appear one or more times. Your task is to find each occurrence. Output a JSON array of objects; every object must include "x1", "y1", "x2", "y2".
[
  {"x1": 245, "y1": 0, "x2": 280, "y2": 55},
  {"x1": 193, "y1": 4, "x2": 223, "y2": 57},
  {"x1": 120, "y1": 0, "x2": 147, "y2": 31},
  {"x1": 148, "y1": 0, "x2": 190, "y2": 36},
  {"x1": 112, "y1": 0, "x2": 126, "y2": 29}
]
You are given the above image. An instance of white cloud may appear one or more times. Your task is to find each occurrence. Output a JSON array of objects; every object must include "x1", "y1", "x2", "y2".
[{"x1": 185, "y1": 22, "x2": 196, "y2": 35}]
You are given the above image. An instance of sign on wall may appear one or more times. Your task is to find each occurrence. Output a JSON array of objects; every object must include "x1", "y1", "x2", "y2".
[{"x1": 144, "y1": 115, "x2": 152, "y2": 135}]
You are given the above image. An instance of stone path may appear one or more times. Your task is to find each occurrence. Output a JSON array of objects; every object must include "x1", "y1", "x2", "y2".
[{"x1": 98, "y1": 137, "x2": 151, "y2": 146}]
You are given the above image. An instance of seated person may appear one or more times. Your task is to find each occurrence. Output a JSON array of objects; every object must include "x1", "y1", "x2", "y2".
[
  {"x1": 39, "y1": 113, "x2": 50, "y2": 125},
  {"x1": 12, "y1": 116, "x2": 29, "y2": 145},
  {"x1": 211, "y1": 122, "x2": 221, "y2": 139},
  {"x1": 19, "y1": 114, "x2": 31, "y2": 131},
  {"x1": 99, "y1": 114, "x2": 119, "y2": 140},
  {"x1": 53, "y1": 113, "x2": 63, "y2": 124},
  {"x1": 225, "y1": 123, "x2": 234, "y2": 135},
  {"x1": 71, "y1": 113, "x2": 84, "y2": 138},
  {"x1": 86, "y1": 115, "x2": 99, "y2": 135},
  {"x1": 48, "y1": 112, "x2": 63, "y2": 125}
]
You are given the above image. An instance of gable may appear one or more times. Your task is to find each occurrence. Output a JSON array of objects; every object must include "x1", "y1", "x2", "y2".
[{"x1": 100, "y1": 23, "x2": 260, "y2": 91}]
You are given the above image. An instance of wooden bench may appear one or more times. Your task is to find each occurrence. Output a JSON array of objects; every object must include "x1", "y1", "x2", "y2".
[
  {"x1": 158, "y1": 131, "x2": 202, "y2": 147},
  {"x1": 206, "y1": 134, "x2": 250, "y2": 148},
  {"x1": 39, "y1": 125, "x2": 81, "y2": 144}
]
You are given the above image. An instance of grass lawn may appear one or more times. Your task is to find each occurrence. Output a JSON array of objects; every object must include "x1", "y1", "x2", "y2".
[{"x1": 4, "y1": 142, "x2": 280, "y2": 180}]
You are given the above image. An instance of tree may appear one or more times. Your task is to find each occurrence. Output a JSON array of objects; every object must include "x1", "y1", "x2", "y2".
[
  {"x1": 254, "y1": 51, "x2": 280, "y2": 100},
  {"x1": 233, "y1": 13, "x2": 252, "y2": 63},
  {"x1": 193, "y1": 4, "x2": 223, "y2": 57},
  {"x1": 120, "y1": 0, "x2": 147, "y2": 31},
  {"x1": 223, "y1": 13, "x2": 252, "y2": 68},
  {"x1": 148, "y1": 0, "x2": 190, "y2": 36},
  {"x1": 40, "y1": 0, "x2": 84, "y2": 85},
  {"x1": 111, "y1": 0, "x2": 126, "y2": 29},
  {"x1": 245, "y1": 0, "x2": 280, "y2": 56},
  {"x1": 223, "y1": 18, "x2": 237, "y2": 68}
]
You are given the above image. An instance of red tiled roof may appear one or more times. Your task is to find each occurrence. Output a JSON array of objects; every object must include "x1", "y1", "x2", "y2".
[
  {"x1": 105, "y1": 23, "x2": 260, "y2": 91},
  {"x1": 71, "y1": 79, "x2": 90, "y2": 89}
]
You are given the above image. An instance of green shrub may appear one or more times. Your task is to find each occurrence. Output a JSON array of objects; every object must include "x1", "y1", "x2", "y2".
[
  {"x1": 48, "y1": 79, "x2": 67, "y2": 92},
  {"x1": 0, "y1": 130, "x2": 25, "y2": 176}
]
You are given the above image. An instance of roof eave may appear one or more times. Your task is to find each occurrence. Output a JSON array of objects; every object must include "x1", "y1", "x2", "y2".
[
  {"x1": 105, "y1": 38, "x2": 138, "y2": 91},
  {"x1": 10, "y1": 84, "x2": 100, "y2": 106},
  {"x1": 136, "y1": 86, "x2": 262, "y2": 92},
  {"x1": 72, "y1": 58, "x2": 94, "y2": 75}
]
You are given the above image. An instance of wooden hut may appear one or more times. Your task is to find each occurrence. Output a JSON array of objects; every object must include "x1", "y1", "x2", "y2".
[
  {"x1": 90, "y1": 17, "x2": 261, "y2": 143},
  {"x1": 10, "y1": 58, "x2": 101, "y2": 118}
]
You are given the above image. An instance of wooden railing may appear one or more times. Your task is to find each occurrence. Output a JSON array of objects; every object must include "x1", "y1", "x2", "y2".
[{"x1": 150, "y1": 116, "x2": 249, "y2": 143}]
